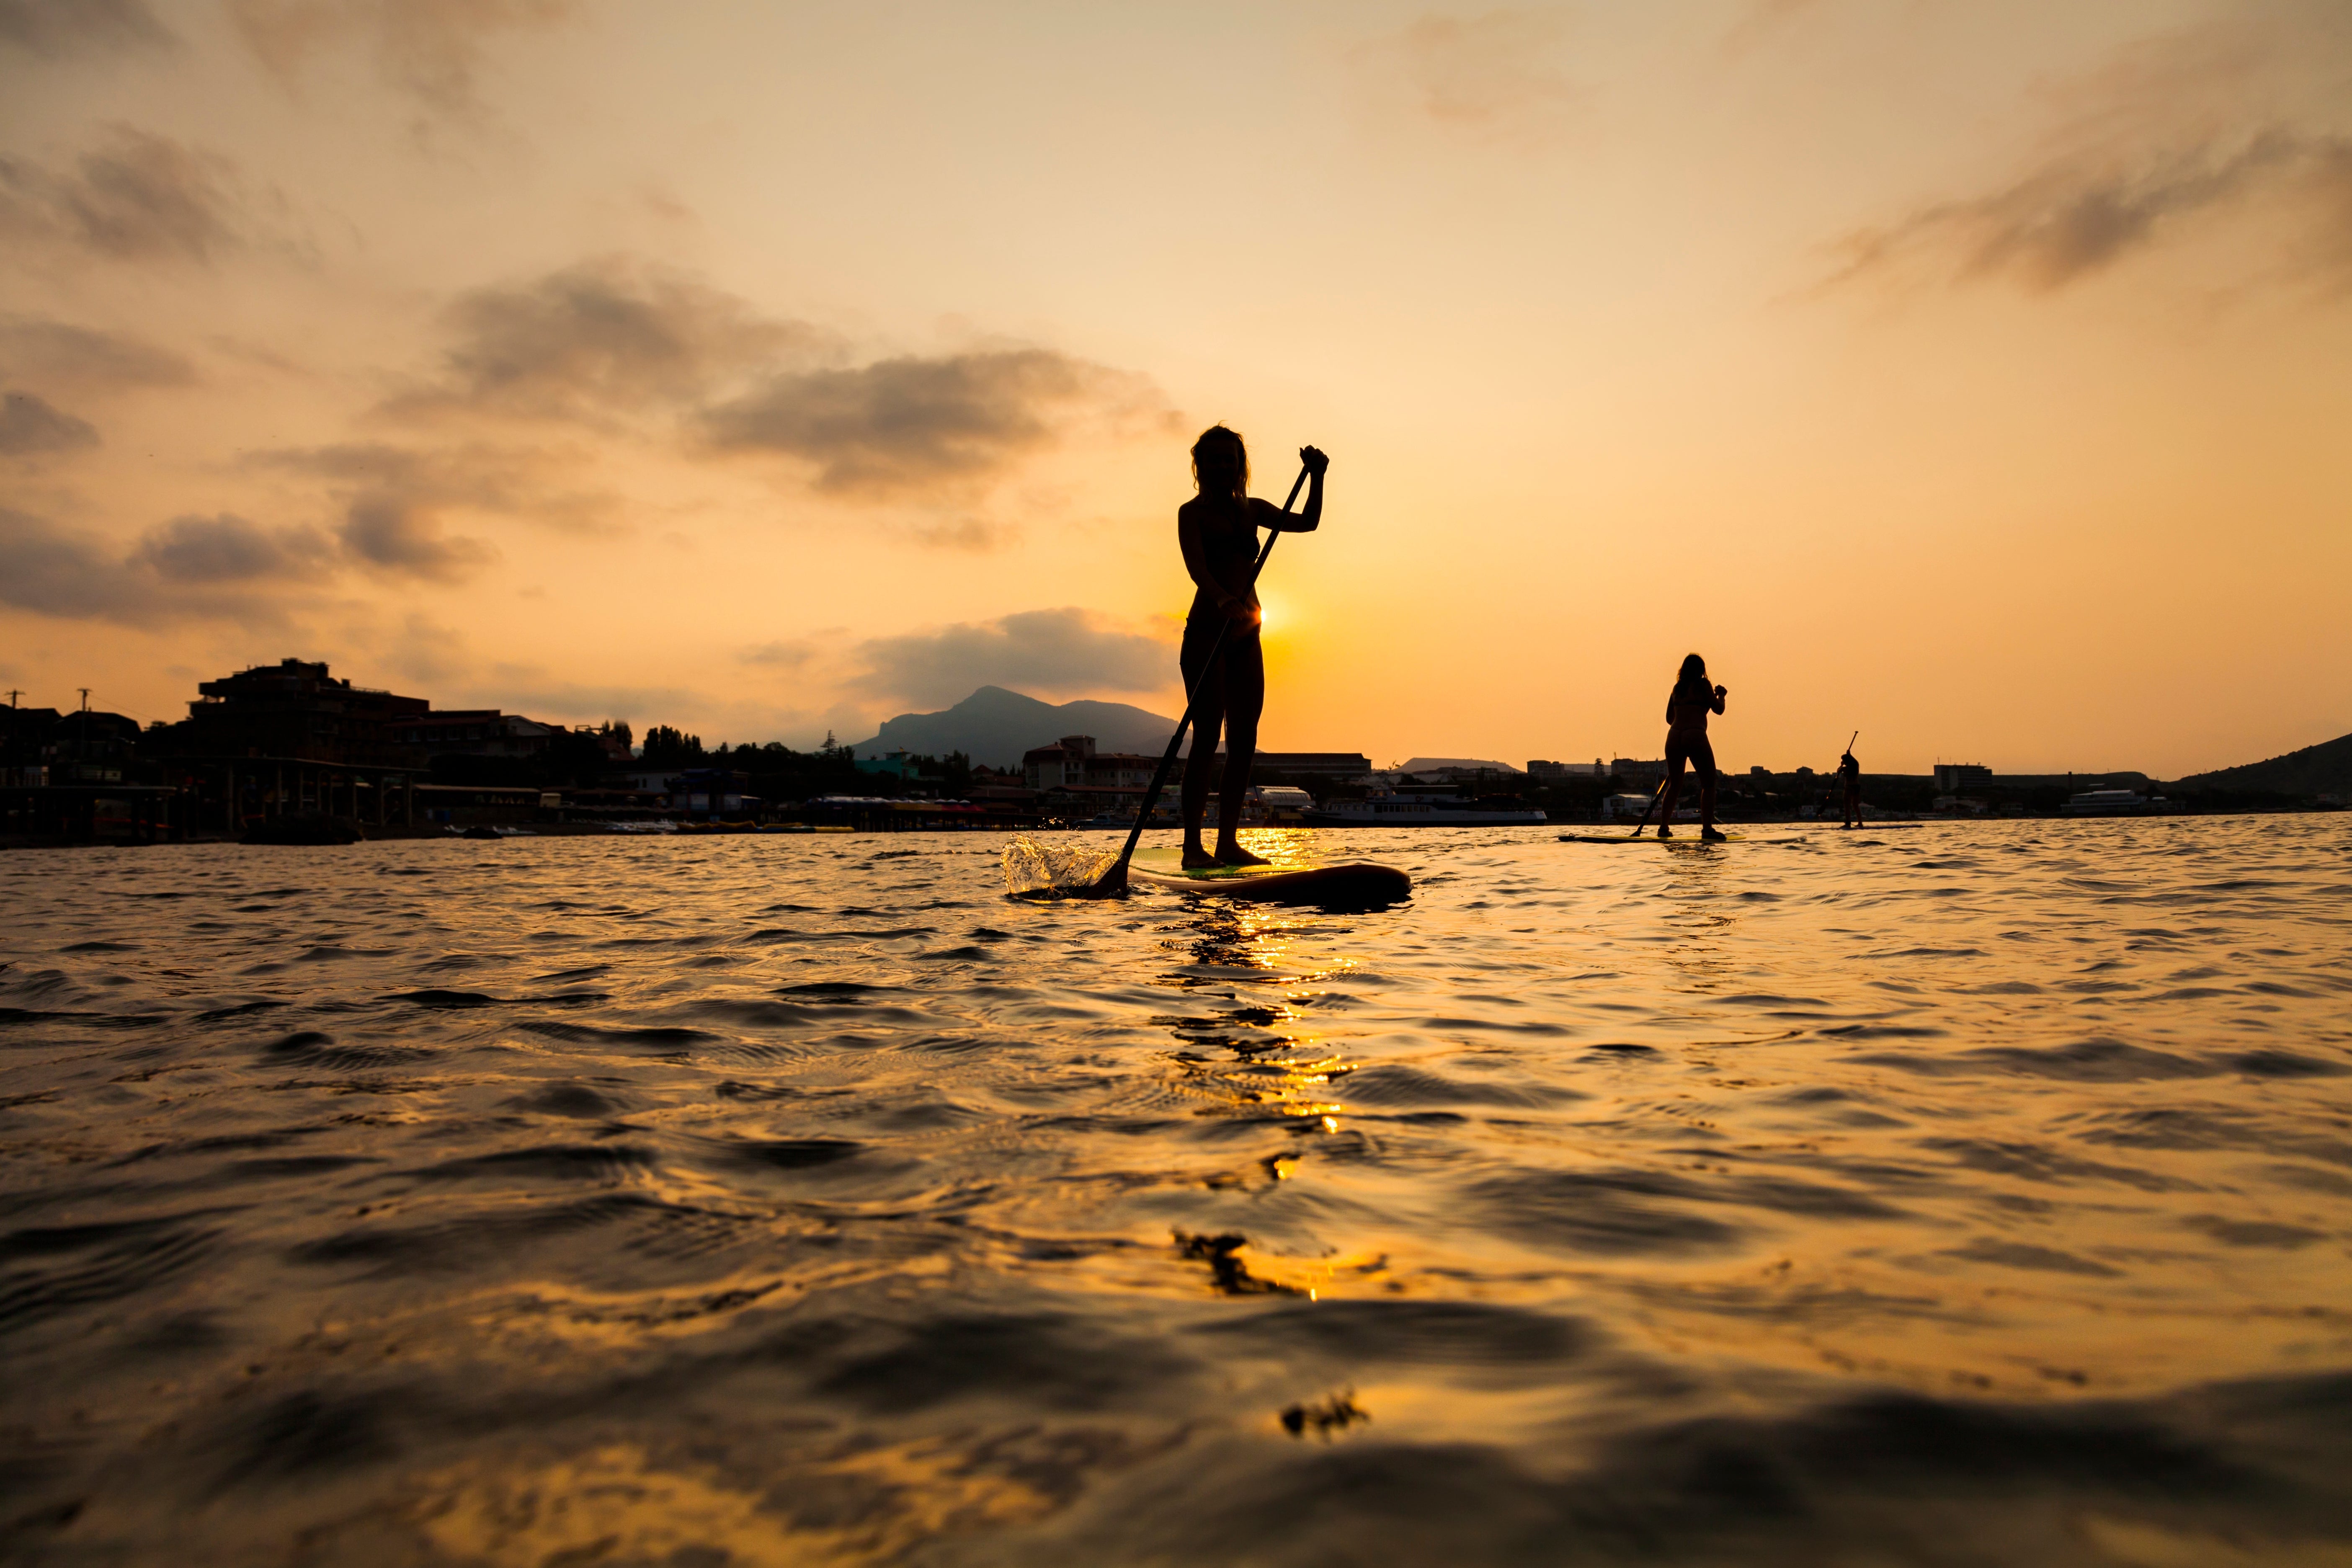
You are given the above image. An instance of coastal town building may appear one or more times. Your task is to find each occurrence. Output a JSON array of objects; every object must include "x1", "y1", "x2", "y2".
[
  {"x1": 165, "y1": 658, "x2": 429, "y2": 834},
  {"x1": 394, "y1": 709, "x2": 561, "y2": 761},
  {"x1": 1023, "y1": 736, "x2": 1156, "y2": 793},
  {"x1": 183, "y1": 658, "x2": 428, "y2": 765}
]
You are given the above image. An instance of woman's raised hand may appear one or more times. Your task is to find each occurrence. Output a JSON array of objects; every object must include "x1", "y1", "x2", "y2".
[{"x1": 1299, "y1": 445, "x2": 1329, "y2": 476}]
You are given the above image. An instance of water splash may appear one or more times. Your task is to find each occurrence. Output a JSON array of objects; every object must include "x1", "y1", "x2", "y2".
[{"x1": 1001, "y1": 834, "x2": 1119, "y2": 897}]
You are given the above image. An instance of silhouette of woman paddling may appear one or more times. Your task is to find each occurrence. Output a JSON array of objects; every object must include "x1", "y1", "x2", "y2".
[
  {"x1": 1178, "y1": 425, "x2": 1326, "y2": 868},
  {"x1": 1655, "y1": 652, "x2": 1727, "y2": 841}
]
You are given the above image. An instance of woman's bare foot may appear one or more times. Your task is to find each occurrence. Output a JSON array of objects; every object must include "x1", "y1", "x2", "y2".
[
  {"x1": 1181, "y1": 845, "x2": 1222, "y2": 869},
  {"x1": 1216, "y1": 846, "x2": 1271, "y2": 867}
]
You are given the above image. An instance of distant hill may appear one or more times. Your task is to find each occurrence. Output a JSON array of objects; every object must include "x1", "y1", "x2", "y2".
[
  {"x1": 846, "y1": 686, "x2": 1179, "y2": 769},
  {"x1": 2175, "y1": 732, "x2": 2352, "y2": 798},
  {"x1": 1398, "y1": 756, "x2": 1522, "y2": 775}
]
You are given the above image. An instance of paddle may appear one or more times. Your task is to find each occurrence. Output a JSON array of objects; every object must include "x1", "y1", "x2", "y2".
[
  {"x1": 1074, "y1": 462, "x2": 1312, "y2": 897},
  {"x1": 1625, "y1": 771, "x2": 1670, "y2": 838}
]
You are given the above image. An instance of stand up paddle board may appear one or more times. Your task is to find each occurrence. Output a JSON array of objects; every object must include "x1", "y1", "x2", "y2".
[
  {"x1": 1558, "y1": 832, "x2": 1756, "y2": 844},
  {"x1": 1128, "y1": 846, "x2": 1410, "y2": 903}
]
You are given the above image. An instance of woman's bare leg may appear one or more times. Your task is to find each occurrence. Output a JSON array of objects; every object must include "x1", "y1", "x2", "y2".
[
  {"x1": 1656, "y1": 757, "x2": 1685, "y2": 836},
  {"x1": 1181, "y1": 699, "x2": 1226, "y2": 868},
  {"x1": 1215, "y1": 739, "x2": 1264, "y2": 862},
  {"x1": 1216, "y1": 638, "x2": 1269, "y2": 864}
]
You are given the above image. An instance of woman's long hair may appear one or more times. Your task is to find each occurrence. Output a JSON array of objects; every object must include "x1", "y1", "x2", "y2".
[
  {"x1": 1678, "y1": 653, "x2": 1707, "y2": 686},
  {"x1": 1191, "y1": 424, "x2": 1248, "y2": 508}
]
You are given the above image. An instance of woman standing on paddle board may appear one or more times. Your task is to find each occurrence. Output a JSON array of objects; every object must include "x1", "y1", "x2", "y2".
[
  {"x1": 1178, "y1": 425, "x2": 1326, "y2": 868},
  {"x1": 1655, "y1": 653, "x2": 1727, "y2": 841}
]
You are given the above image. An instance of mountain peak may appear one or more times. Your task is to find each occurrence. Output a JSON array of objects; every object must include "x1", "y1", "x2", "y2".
[{"x1": 847, "y1": 688, "x2": 1178, "y2": 769}]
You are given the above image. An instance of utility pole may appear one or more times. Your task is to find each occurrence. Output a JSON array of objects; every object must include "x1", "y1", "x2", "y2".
[{"x1": 78, "y1": 689, "x2": 90, "y2": 766}]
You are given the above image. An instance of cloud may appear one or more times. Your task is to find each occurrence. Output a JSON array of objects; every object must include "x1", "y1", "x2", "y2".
[
  {"x1": 0, "y1": 507, "x2": 334, "y2": 624},
  {"x1": 1827, "y1": 8, "x2": 2352, "y2": 294},
  {"x1": 739, "y1": 640, "x2": 818, "y2": 670},
  {"x1": 0, "y1": 507, "x2": 153, "y2": 619},
  {"x1": 228, "y1": 0, "x2": 578, "y2": 120},
  {"x1": 368, "y1": 257, "x2": 1175, "y2": 516},
  {"x1": 385, "y1": 257, "x2": 829, "y2": 425},
  {"x1": 0, "y1": 390, "x2": 99, "y2": 455},
  {"x1": 336, "y1": 492, "x2": 496, "y2": 580},
  {"x1": 0, "y1": 316, "x2": 196, "y2": 392},
  {"x1": 847, "y1": 607, "x2": 1173, "y2": 709},
  {"x1": 133, "y1": 512, "x2": 333, "y2": 583},
  {"x1": 703, "y1": 349, "x2": 1174, "y2": 498},
  {"x1": 0, "y1": 0, "x2": 174, "y2": 56},
  {"x1": 0, "y1": 126, "x2": 242, "y2": 264},
  {"x1": 907, "y1": 517, "x2": 1016, "y2": 552},
  {"x1": 378, "y1": 611, "x2": 466, "y2": 685},
  {"x1": 1351, "y1": 10, "x2": 1577, "y2": 146},
  {"x1": 1833, "y1": 130, "x2": 2331, "y2": 292},
  {"x1": 259, "y1": 441, "x2": 580, "y2": 578}
]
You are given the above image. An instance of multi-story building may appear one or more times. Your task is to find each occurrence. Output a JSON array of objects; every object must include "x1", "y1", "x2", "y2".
[
  {"x1": 392, "y1": 709, "x2": 562, "y2": 761},
  {"x1": 181, "y1": 658, "x2": 429, "y2": 766},
  {"x1": 166, "y1": 658, "x2": 432, "y2": 830},
  {"x1": 1023, "y1": 736, "x2": 1156, "y2": 793}
]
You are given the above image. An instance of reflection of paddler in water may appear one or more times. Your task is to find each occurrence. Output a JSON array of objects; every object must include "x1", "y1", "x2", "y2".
[
  {"x1": 1839, "y1": 740, "x2": 1862, "y2": 828},
  {"x1": 1178, "y1": 425, "x2": 1327, "y2": 869},
  {"x1": 1655, "y1": 652, "x2": 1727, "y2": 841}
]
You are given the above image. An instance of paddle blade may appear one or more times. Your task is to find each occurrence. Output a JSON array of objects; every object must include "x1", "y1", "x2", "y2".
[{"x1": 1001, "y1": 835, "x2": 1125, "y2": 899}]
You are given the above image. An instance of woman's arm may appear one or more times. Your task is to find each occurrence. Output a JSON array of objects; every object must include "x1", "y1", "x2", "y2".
[
  {"x1": 1711, "y1": 686, "x2": 1726, "y2": 716},
  {"x1": 1251, "y1": 445, "x2": 1328, "y2": 534}
]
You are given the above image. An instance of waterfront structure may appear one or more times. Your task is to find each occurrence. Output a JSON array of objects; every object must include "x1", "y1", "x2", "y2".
[
  {"x1": 394, "y1": 709, "x2": 562, "y2": 761},
  {"x1": 1022, "y1": 736, "x2": 1157, "y2": 793},
  {"x1": 603, "y1": 767, "x2": 753, "y2": 818},
  {"x1": 183, "y1": 659, "x2": 428, "y2": 762},
  {"x1": 1529, "y1": 759, "x2": 1606, "y2": 778},
  {"x1": 1933, "y1": 763, "x2": 1992, "y2": 791},
  {"x1": 165, "y1": 658, "x2": 429, "y2": 834}
]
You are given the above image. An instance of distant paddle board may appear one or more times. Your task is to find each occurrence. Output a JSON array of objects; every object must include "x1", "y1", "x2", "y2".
[
  {"x1": 1128, "y1": 846, "x2": 1411, "y2": 903},
  {"x1": 1558, "y1": 832, "x2": 1758, "y2": 844}
]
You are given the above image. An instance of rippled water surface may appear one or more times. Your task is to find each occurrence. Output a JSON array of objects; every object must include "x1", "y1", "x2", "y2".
[{"x1": 5, "y1": 817, "x2": 2351, "y2": 1565}]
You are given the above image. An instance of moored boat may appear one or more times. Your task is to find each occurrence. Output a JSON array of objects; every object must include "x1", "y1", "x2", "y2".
[{"x1": 2061, "y1": 788, "x2": 2184, "y2": 817}]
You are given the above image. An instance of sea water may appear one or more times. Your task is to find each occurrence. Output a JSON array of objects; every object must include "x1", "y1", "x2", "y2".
[{"x1": 2, "y1": 816, "x2": 2348, "y2": 1565}]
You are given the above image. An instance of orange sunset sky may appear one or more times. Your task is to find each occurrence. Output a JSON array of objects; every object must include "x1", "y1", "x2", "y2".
[{"x1": 4, "y1": 0, "x2": 2348, "y2": 776}]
